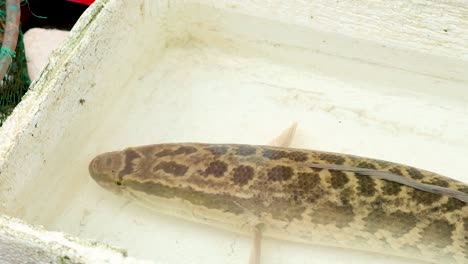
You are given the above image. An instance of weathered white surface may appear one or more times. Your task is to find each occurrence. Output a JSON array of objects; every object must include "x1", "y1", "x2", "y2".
[
  {"x1": 203, "y1": 0, "x2": 468, "y2": 59},
  {"x1": 180, "y1": 0, "x2": 468, "y2": 82},
  {"x1": 0, "y1": 213, "x2": 151, "y2": 264},
  {"x1": 0, "y1": 0, "x2": 467, "y2": 263}
]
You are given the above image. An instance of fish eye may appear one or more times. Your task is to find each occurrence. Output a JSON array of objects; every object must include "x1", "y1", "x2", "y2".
[{"x1": 116, "y1": 181, "x2": 122, "y2": 186}]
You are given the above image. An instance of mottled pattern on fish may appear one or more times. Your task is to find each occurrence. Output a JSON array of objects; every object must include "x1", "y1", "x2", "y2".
[{"x1": 88, "y1": 143, "x2": 468, "y2": 263}]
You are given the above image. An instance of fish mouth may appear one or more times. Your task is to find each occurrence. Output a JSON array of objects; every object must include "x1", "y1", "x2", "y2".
[
  {"x1": 88, "y1": 156, "x2": 105, "y2": 182},
  {"x1": 94, "y1": 178, "x2": 123, "y2": 195},
  {"x1": 88, "y1": 156, "x2": 98, "y2": 178}
]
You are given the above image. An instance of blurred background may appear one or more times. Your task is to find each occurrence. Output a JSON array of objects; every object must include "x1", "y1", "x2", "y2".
[
  {"x1": 21, "y1": 0, "x2": 91, "y2": 32},
  {"x1": 22, "y1": 0, "x2": 93, "y2": 80},
  {"x1": 0, "y1": 0, "x2": 92, "y2": 125}
]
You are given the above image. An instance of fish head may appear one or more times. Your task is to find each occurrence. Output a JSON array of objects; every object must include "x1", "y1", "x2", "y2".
[{"x1": 88, "y1": 151, "x2": 125, "y2": 194}]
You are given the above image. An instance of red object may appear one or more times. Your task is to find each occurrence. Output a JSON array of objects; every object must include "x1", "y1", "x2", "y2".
[{"x1": 67, "y1": 0, "x2": 94, "y2": 5}]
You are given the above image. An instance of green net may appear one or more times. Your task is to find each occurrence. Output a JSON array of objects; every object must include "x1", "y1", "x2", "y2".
[{"x1": 0, "y1": 0, "x2": 31, "y2": 126}]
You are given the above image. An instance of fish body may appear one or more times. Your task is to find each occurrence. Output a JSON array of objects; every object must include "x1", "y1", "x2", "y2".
[{"x1": 89, "y1": 143, "x2": 468, "y2": 263}]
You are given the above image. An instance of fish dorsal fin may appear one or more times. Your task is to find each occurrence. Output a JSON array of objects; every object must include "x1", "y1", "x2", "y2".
[
  {"x1": 268, "y1": 122, "x2": 298, "y2": 148},
  {"x1": 301, "y1": 162, "x2": 468, "y2": 203}
]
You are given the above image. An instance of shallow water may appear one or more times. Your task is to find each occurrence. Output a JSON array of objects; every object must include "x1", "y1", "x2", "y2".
[{"x1": 11, "y1": 4, "x2": 468, "y2": 264}]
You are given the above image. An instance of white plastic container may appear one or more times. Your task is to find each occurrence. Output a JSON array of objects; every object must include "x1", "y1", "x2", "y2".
[{"x1": 1, "y1": 0, "x2": 467, "y2": 263}]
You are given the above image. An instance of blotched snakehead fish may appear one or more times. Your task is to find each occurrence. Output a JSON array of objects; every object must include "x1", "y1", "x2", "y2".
[{"x1": 88, "y1": 143, "x2": 468, "y2": 263}]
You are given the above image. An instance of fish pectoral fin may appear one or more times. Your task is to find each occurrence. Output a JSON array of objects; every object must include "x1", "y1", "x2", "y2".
[
  {"x1": 249, "y1": 223, "x2": 265, "y2": 264},
  {"x1": 268, "y1": 121, "x2": 298, "y2": 147},
  {"x1": 232, "y1": 201, "x2": 265, "y2": 264}
]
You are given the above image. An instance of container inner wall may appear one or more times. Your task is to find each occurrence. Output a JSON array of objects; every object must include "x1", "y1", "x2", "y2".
[{"x1": 1, "y1": 2, "x2": 467, "y2": 264}]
